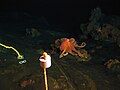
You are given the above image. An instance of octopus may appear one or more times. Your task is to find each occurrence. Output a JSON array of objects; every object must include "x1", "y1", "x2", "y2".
[{"x1": 52, "y1": 38, "x2": 87, "y2": 58}]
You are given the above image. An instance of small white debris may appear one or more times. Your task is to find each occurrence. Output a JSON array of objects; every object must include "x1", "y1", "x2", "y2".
[{"x1": 19, "y1": 60, "x2": 27, "y2": 64}]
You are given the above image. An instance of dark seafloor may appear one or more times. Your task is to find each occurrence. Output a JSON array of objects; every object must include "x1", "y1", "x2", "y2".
[{"x1": 0, "y1": 8, "x2": 120, "y2": 90}]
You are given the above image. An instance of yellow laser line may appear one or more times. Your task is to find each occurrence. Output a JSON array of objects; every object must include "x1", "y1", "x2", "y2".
[{"x1": 0, "y1": 43, "x2": 24, "y2": 59}]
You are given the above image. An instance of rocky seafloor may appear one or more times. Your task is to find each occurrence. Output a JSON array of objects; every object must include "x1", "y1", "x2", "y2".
[{"x1": 0, "y1": 9, "x2": 120, "y2": 90}]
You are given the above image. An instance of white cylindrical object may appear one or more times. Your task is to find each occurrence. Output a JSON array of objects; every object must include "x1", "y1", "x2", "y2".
[{"x1": 39, "y1": 52, "x2": 51, "y2": 68}]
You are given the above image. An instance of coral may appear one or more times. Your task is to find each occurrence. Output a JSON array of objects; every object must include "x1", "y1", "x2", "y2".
[
  {"x1": 104, "y1": 59, "x2": 120, "y2": 69},
  {"x1": 89, "y1": 7, "x2": 104, "y2": 23},
  {"x1": 80, "y1": 7, "x2": 120, "y2": 46},
  {"x1": 97, "y1": 24, "x2": 120, "y2": 45},
  {"x1": 26, "y1": 28, "x2": 40, "y2": 38},
  {"x1": 87, "y1": 7, "x2": 105, "y2": 35},
  {"x1": 19, "y1": 79, "x2": 35, "y2": 88},
  {"x1": 104, "y1": 59, "x2": 120, "y2": 73}
]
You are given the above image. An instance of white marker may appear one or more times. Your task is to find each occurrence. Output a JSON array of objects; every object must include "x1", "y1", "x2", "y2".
[{"x1": 39, "y1": 52, "x2": 51, "y2": 68}]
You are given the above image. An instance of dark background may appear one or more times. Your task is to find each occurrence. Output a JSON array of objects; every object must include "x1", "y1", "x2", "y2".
[{"x1": 0, "y1": 0, "x2": 120, "y2": 33}]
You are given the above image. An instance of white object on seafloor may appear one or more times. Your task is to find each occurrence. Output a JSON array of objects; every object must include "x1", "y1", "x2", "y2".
[
  {"x1": 39, "y1": 52, "x2": 51, "y2": 68},
  {"x1": 19, "y1": 60, "x2": 27, "y2": 64}
]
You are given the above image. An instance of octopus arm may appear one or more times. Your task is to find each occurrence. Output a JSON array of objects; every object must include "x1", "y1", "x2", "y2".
[{"x1": 75, "y1": 42, "x2": 86, "y2": 48}]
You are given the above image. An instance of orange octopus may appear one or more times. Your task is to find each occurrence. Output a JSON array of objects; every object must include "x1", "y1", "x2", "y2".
[{"x1": 58, "y1": 38, "x2": 86, "y2": 58}]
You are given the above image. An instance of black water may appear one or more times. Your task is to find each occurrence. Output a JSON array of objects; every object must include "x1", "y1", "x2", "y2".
[{"x1": 0, "y1": 0, "x2": 120, "y2": 34}]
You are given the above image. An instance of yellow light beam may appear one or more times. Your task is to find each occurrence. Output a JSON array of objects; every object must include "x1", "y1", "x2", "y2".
[{"x1": 0, "y1": 43, "x2": 24, "y2": 59}]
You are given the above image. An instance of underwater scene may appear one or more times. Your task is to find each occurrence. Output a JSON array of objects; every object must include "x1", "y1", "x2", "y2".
[{"x1": 0, "y1": 1, "x2": 120, "y2": 90}]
